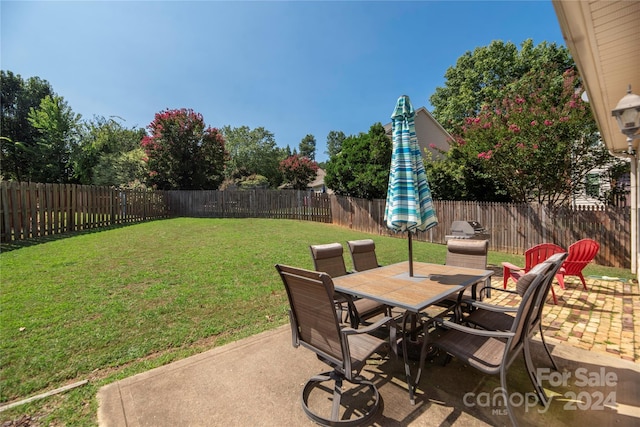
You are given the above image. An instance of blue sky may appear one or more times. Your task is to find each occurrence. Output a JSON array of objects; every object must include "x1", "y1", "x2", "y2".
[{"x1": 1, "y1": 1, "x2": 566, "y2": 162}]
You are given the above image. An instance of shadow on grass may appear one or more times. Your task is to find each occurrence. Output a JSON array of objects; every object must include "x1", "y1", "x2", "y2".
[{"x1": 0, "y1": 223, "x2": 136, "y2": 253}]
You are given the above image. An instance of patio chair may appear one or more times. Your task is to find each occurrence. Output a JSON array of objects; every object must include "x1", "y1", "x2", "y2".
[
  {"x1": 463, "y1": 252, "x2": 568, "y2": 405},
  {"x1": 275, "y1": 264, "x2": 396, "y2": 426},
  {"x1": 428, "y1": 262, "x2": 553, "y2": 426},
  {"x1": 502, "y1": 242, "x2": 565, "y2": 304},
  {"x1": 437, "y1": 239, "x2": 490, "y2": 312},
  {"x1": 347, "y1": 239, "x2": 381, "y2": 272},
  {"x1": 310, "y1": 243, "x2": 389, "y2": 327},
  {"x1": 556, "y1": 238, "x2": 599, "y2": 291}
]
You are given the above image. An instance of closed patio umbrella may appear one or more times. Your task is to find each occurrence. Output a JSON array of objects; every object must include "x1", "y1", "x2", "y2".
[{"x1": 384, "y1": 95, "x2": 438, "y2": 277}]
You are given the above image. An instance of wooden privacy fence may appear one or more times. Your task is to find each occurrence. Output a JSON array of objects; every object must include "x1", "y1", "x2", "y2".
[
  {"x1": 331, "y1": 196, "x2": 631, "y2": 269},
  {"x1": 0, "y1": 182, "x2": 630, "y2": 268},
  {"x1": 164, "y1": 189, "x2": 332, "y2": 222},
  {"x1": 0, "y1": 181, "x2": 169, "y2": 241}
]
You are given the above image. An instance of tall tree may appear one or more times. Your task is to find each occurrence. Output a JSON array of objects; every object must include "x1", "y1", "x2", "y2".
[
  {"x1": 74, "y1": 116, "x2": 147, "y2": 186},
  {"x1": 279, "y1": 153, "x2": 318, "y2": 190},
  {"x1": 428, "y1": 66, "x2": 622, "y2": 209},
  {"x1": 325, "y1": 130, "x2": 345, "y2": 159},
  {"x1": 324, "y1": 123, "x2": 391, "y2": 199},
  {"x1": 430, "y1": 39, "x2": 573, "y2": 134},
  {"x1": 92, "y1": 148, "x2": 148, "y2": 188},
  {"x1": 426, "y1": 40, "x2": 624, "y2": 208},
  {"x1": 423, "y1": 148, "x2": 509, "y2": 202},
  {"x1": 27, "y1": 95, "x2": 81, "y2": 183},
  {"x1": 298, "y1": 134, "x2": 316, "y2": 160},
  {"x1": 221, "y1": 125, "x2": 286, "y2": 188},
  {"x1": 1, "y1": 70, "x2": 54, "y2": 181},
  {"x1": 459, "y1": 68, "x2": 615, "y2": 208},
  {"x1": 141, "y1": 108, "x2": 228, "y2": 190}
]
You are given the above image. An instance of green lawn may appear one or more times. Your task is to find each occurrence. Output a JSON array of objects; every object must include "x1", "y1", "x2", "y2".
[{"x1": 0, "y1": 218, "x2": 634, "y2": 425}]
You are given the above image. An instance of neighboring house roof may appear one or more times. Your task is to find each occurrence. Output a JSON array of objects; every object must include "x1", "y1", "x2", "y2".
[
  {"x1": 307, "y1": 168, "x2": 325, "y2": 188},
  {"x1": 307, "y1": 168, "x2": 332, "y2": 194},
  {"x1": 278, "y1": 168, "x2": 331, "y2": 193},
  {"x1": 383, "y1": 106, "x2": 453, "y2": 160}
]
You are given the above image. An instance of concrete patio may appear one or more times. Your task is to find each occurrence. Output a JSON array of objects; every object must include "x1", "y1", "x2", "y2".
[{"x1": 97, "y1": 276, "x2": 639, "y2": 426}]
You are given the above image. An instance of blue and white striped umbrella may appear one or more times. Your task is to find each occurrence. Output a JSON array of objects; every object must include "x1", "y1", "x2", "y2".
[{"x1": 384, "y1": 95, "x2": 438, "y2": 275}]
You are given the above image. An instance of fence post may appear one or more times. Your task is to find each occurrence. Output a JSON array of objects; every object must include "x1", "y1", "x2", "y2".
[{"x1": 0, "y1": 182, "x2": 9, "y2": 242}]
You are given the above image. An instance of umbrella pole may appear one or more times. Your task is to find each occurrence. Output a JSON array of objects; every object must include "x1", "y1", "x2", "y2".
[
  {"x1": 407, "y1": 232, "x2": 421, "y2": 342},
  {"x1": 408, "y1": 232, "x2": 414, "y2": 277},
  {"x1": 408, "y1": 232, "x2": 417, "y2": 339}
]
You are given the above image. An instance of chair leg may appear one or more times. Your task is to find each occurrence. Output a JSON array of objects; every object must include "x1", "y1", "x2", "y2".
[
  {"x1": 579, "y1": 274, "x2": 589, "y2": 291},
  {"x1": 555, "y1": 273, "x2": 565, "y2": 290},
  {"x1": 503, "y1": 267, "x2": 510, "y2": 289},
  {"x1": 484, "y1": 277, "x2": 491, "y2": 299},
  {"x1": 523, "y1": 340, "x2": 549, "y2": 407},
  {"x1": 550, "y1": 286, "x2": 558, "y2": 305},
  {"x1": 500, "y1": 365, "x2": 518, "y2": 427},
  {"x1": 335, "y1": 303, "x2": 345, "y2": 324},
  {"x1": 539, "y1": 323, "x2": 558, "y2": 371},
  {"x1": 301, "y1": 371, "x2": 380, "y2": 426},
  {"x1": 331, "y1": 376, "x2": 343, "y2": 421},
  {"x1": 347, "y1": 304, "x2": 360, "y2": 329}
]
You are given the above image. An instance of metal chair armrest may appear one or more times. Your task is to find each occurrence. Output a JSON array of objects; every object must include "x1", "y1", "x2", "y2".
[
  {"x1": 463, "y1": 299, "x2": 518, "y2": 313},
  {"x1": 479, "y1": 286, "x2": 518, "y2": 295},
  {"x1": 342, "y1": 316, "x2": 394, "y2": 336},
  {"x1": 434, "y1": 318, "x2": 515, "y2": 338},
  {"x1": 288, "y1": 310, "x2": 300, "y2": 348},
  {"x1": 342, "y1": 316, "x2": 397, "y2": 356},
  {"x1": 477, "y1": 285, "x2": 517, "y2": 299}
]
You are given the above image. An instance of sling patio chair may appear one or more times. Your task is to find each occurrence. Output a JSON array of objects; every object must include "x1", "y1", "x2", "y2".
[
  {"x1": 310, "y1": 243, "x2": 389, "y2": 328},
  {"x1": 556, "y1": 238, "x2": 599, "y2": 291},
  {"x1": 435, "y1": 239, "x2": 490, "y2": 315},
  {"x1": 502, "y1": 242, "x2": 565, "y2": 304},
  {"x1": 462, "y1": 252, "x2": 568, "y2": 406},
  {"x1": 428, "y1": 262, "x2": 553, "y2": 427},
  {"x1": 346, "y1": 239, "x2": 382, "y2": 272},
  {"x1": 275, "y1": 264, "x2": 397, "y2": 426}
]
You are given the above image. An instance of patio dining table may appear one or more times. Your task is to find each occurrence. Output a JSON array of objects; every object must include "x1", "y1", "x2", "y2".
[{"x1": 332, "y1": 261, "x2": 494, "y2": 404}]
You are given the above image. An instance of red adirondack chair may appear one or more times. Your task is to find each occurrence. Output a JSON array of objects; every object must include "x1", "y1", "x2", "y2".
[
  {"x1": 556, "y1": 238, "x2": 600, "y2": 291},
  {"x1": 502, "y1": 243, "x2": 566, "y2": 304}
]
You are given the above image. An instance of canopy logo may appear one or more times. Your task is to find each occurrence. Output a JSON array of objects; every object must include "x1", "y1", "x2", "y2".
[{"x1": 462, "y1": 367, "x2": 618, "y2": 415}]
